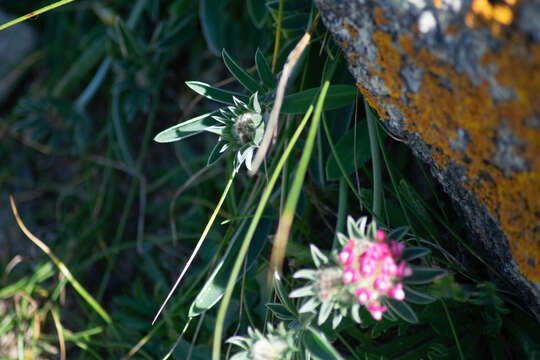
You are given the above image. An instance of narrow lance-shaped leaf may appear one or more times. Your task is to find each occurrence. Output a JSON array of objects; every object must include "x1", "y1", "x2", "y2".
[
  {"x1": 385, "y1": 299, "x2": 419, "y2": 324},
  {"x1": 303, "y1": 327, "x2": 345, "y2": 360},
  {"x1": 186, "y1": 81, "x2": 249, "y2": 105},
  {"x1": 115, "y1": 17, "x2": 142, "y2": 58},
  {"x1": 404, "y1": 266, "x2": 447, "y2": 285},
  {"x1": 222, "y1": 49, "x2": 261, "y2": 93},
  {"x1": 153, "y1": 112, "x2": 219, "y2": 143},
  {"x1": 401, "y1": 247, "x2": 431, "y2": 261},
  {"x1": 255, "y1": 48, "x2": 277, "y2": 89},
  {"x1": 402, "y1": 285, "x2": 437, "y2": 304}
]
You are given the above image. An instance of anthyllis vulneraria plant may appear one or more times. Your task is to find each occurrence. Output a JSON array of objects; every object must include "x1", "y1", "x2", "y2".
[
  {"x1": 290, "y1": 216, "x2": 446, "y2": 326},
  {"x1": 153, "y1": 49, "x2": 277, "y2": 173},
  {"x1": 227, "y1": 322, "x2": 298, "y2": 360}
]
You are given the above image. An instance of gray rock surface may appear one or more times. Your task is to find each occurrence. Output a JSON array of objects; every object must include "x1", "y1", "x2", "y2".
[{"x1": 314, "y1": 0, "x2": 540, "y2": 316}]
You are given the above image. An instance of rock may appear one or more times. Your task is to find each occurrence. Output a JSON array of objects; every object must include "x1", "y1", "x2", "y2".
[
  {"x1": 314, "y1": 0, "x2": 540, "y2": 315},
  {"x1": 0, "y1": 10, "x2": 37, "y2": 102}
]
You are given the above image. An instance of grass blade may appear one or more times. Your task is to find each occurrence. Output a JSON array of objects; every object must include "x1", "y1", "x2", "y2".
[
  {"x1": 9, "y1": 196, "x2": 112, "y2": 324},
  {"x1": 0, "y1": 0, "x2": 76, "y2": 31}
]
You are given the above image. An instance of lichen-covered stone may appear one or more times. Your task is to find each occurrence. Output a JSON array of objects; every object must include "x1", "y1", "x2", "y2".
[{"x1": 314, "y1": 0, "x2": 540, "y2": 315}]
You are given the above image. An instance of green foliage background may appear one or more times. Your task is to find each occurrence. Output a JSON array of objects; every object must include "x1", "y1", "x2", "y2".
[{"x1": 0, "y1": 0, "x2": 538, "y2": 359}]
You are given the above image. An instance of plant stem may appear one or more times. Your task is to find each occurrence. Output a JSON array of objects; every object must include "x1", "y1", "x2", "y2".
[
  {"x1": 441, "y1": 298, "x2": 465, "y2": 360},
  {"x1": 212, "y1": 105, "x2": 315, "y2": 360},
  {"x1": 365, "y1": 100, "x2": 382, "y2": 219}
]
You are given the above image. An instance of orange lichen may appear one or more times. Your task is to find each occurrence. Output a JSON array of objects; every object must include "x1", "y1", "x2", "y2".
[
  {"x1": 433, "y1": 0, "x2": 443, "y2": 8},
  {"x1": 468, "y1": 0, "x2": 517, "y2": 31},
  {"x1": 344, "y1": 22, "x2": 358, "y2": 42},
  {"x1": 373, "y1": 6, "x2": 387, "y2": 26},
  {"x1": 362, "y1": 30, "x2": 540, "y2": 282}
]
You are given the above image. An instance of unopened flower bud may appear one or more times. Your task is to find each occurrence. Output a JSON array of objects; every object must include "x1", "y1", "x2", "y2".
[
  {"x1": 338, "y1": 247, "x2": 354, "y2": 265},
  {"x1": 376, "y1": 230, "x2": 386, "y2": 242},
  {"x1": 389, "y1": 283, "x2": 405, "y2": 301},
  {"x1": 396, "y1": 261, "x2": 413, "y2": 278},
  {"x1": 381, "y1": 255, "x2": 397, "y2": 276},
  {"x1": 366, "y1": 243, "x2": 390, "y2": 261},
  {"x1": 391, "y1": 241, "x2": 406, "y2": 258},
  {"x1": 355, "y1": 288, "x2": 371, "y2": 305},
  {"x1": 367, "y1": 304, "x2": 387, "y2": 321},
  {"x1": 359, "y1": 253, "x2": 376, "y2": 277},
  {"x1": 343, "y1": 267, "x2": 359, "y2": 284},
  {"x1": 373, "y1": 275, "x2": 392, "y2": 293}
]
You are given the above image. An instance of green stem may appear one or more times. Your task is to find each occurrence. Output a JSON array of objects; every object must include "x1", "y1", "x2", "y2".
[
  {"x1": 152, "y1": 171, "x2": 235, "y2": 324},
  {"x1": 441, "y1": 299, "x2": 465, "y2": 360},
  {"x1": 212, "y1": 105, "x2": 315, "y2": 360},
  {"x1": 0, "y1": 0, "x2": 76, "y2": 31},
  {"x1": 269, "y1": 81, "x2": 330, "y2": 279},
  {"x1": 333, "y1": 178, "x2": 348, "y2": 250},
  {"x1": 365, "y1": 100, "x2": 382, "y2": 219}
]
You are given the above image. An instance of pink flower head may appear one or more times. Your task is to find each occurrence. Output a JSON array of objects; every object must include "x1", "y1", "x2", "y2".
[
  {"x1": 373, "y1": 275, "x2": 392, "y2": 293},
  {"x1": 343, "y1": 267, "x2": 359, "y2": 284},
  {"x1": 368, "y1": 304, "x2": 387, "y2": 321},
  {"x1": 346, "y1": 239, "x2": 355, "y2": 248},
  {"x1": 366, "y1": 243, "x2": 390, "y2": 261},
  {"x1": 391, "y1": 241, "x2": 406, "y2": 258},
  {"x1": 388, "y1": 283, "x2": 405, "y2": 301},
  {"x1": 338, "y1": 247, "x2": 354, "y2": 266},
  {"x1": 376, "y1": 229, "x2": 386, "y2": 242},
  {"x1": 358, "y1": 253, "x2": 377, "y2": 277},
  {"x1": 355, "y1": 288, "x2": 371, "y2": 305},
  {"x1": 396, "y1": 261, "x2": 413, "y2": 278},
  {"x1": 381, "y1": 255, "x2": 397, "y2": 276}
]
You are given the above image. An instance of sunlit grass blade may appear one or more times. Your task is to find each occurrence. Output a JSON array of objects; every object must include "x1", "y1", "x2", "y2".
[
  {"x1": 9, "y1": 195, "x2": 112, "y2": 324},
  {"x1": 0, "y1": 0, "x2": 76, "y2": 31},
  {"x1": 212, "y1": 105, "x2": 315, "y2": 360},
  {"x1": 152, "y1": 171, "x2": 235, "y2": 325},
  {"x1": 268, "y1": 81, "x2": 330, "y2": 283}
]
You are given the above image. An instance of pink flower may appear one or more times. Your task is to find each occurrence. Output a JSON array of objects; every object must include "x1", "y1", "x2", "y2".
[
  {"x1": 366, "y1": 243, "x2": 390, "y2": 261},
  {"x1": 373, "y1": 275, "x2": 392, "y2": 293},
  {"x1": 376, "y1": 229, "x2": 386, "y2": 242},
  {"x1": 388, "y1": 283, "x2": 405, "y2": 301},
  {"x1": 358, "y1": 253, "x2": 376, "y2": 277},
  {"x1": 391, "y1": 241, "x2": 406, "y2": 258},
  {"x1": 346, "y1": 239, "x2": 355, "y2": 248},
  {"x1": 396, "y1": 261, "x2": 413, "y2": 278},
  {"x1": 338, "y1": 247, "x2": 354, "y2": 266},
  {"x1": 381, "y1": 255, "x2": 397, "y2": 276},
  {"x1": 343, "y1": 267, "x2": 359, "y2": 284},
  {"x1": 368, "y1": 304, "x2": 387, "y2": 321},
  {"x1": 355, "y1": 288, "x2": 371, "y2": 305}
]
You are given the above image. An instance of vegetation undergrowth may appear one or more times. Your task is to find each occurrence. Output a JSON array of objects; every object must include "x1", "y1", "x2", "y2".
[{"x1": 0, "y1": 0, "x2": 538, "y2": 359}]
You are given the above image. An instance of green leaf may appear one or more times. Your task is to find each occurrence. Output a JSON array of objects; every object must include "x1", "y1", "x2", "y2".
[
  {"x1": 326, "y1": 121, "x2": 371, "y2": 180},
  {"x1": 247, "y1": 0, "x2": 268, "y2": 28},
  {"x1": 222, "y1": 49, "x2": 261, "y2": 93},
  {"x1": 265, "y1": 303, "x2": 296, "y2": 320},
  {"x1": 310, "y1": 244, "x2": 328, "y2": 268},
  {"x1": 199, "y1": 0, "x2": 224, "y2": 55},
  {"x1": 115, "y1": 17, "x2": 142, "y2": 58},
  {"x1": 401, "y1": 247, "x2": 431, "y2": 261},
  {"x1": 282, "y1": 85, "x2": 356, "y2": 114},
  {"x1": 188, "y1": 209, "x2": 273, "y2": 317},
  {"x1": 385, "y1": 299, "x2": 418, "y2": 324},
  {"x1": 153, "y1": 112, "x2": 218, "y2": 143},
  {"x1": 298, "y1": 297, "x2": 320, "y2": 313},
  {"x1": 404, "y1": 267, "x2": 447, "y2": 285},
  {"x1": 293, "y1": 269, "x2": 317, "y2": 281},
  {"x1": 207, "y1": 140, "x2": 228, "y2": 166},
  {"x1": 318, "y1": 300, "x2": 332, "y2": 325},
  {"x1": 255, "y1": 49, "x2": 277, "y2": 89},
  {"x1": 388, "y1": 226, "x2": 409, "y2": 242},
  {"x1": 403, "y1": 285, "x2": 437, "y2": 304},
  {"x1": 186, "y1": 81, "x2": 249, "y2": 104},
  {"x1": 303, "y1": 327, "x2": 345, "y2": 360},
  {"x1": 289, "y1": 285, "x2": 316, "y2": 298},
  {"x1": 273, "y1": 272, "x2": 298, "y2": 315}
]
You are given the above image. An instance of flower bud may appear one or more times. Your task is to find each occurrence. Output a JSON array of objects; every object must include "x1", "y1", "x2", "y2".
[
  {"x1": 376, "y1": 229, "x2": 386, "y2": 242},
  {"x1": 343, "y1": 267, "x2": 359, "y2": 284},
  {"x1": 381, "y1": 255, "x2": 397, "y2": 276},
  {"x1": 373, "y1": 275, "x2": 392, "y2": 293},
  {"x1": 388, "y1": 283, "x2": 405, "y2": 301},
  {"x1": 358, "y1": 253, "x2": 376, "y2": 277},
  {"x1": 367, "y1": 304, "x2": 387, "y2": 321},
  {"x1": 391, "y1": 240, "x2": 406, "y2": 258},
  {"x1": 366, "y1": 243, "x2": 390, "y2": 261},
  {"x1": 338, "y1": 247, "x2": 354, "y2": 265},
  {"x1": 355, "y1": 288, "x2": 371, "y2": 305}
]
